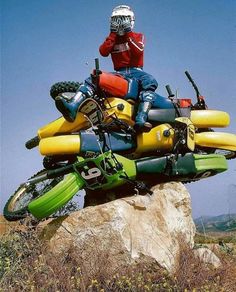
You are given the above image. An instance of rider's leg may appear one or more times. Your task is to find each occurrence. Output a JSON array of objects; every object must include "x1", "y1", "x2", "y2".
[
  {"x1": 131, "y1": 70, "x2": 158, "y2": 131},
  {"x1": 135, "y1": 91, "x2": 156, "y2": 132},
  {"x1": 55, "y1": 82, "x2": 94, "y2": 122}
]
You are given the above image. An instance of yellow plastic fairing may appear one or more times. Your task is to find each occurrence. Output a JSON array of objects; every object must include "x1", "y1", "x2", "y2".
[
  {"x1": 38, "y1": 113, "x2": 89, "y2": 139},
  {"x1": 195, "y1": 132, "x2": 236, "y2": 150},
  {"x1": 104, "y1": 98, "x2": 135, "y2": 126},
  {"x1": 136, "y1": 124, "x2": 174, "y2": 153},
  {"x1": 191, "y1": 110, "x2": 230, "y2": 128},
  {"x1": 39, "y1": 135, "x2": 81, "y2": 156}
]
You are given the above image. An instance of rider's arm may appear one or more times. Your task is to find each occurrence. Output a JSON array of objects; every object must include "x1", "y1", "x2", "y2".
[
  {"x1": 125, "y1": 32, "x2": 144, "y2": 56},
  {"x1": 99, "y1": 33, "x2": 117, "y2": 57}
]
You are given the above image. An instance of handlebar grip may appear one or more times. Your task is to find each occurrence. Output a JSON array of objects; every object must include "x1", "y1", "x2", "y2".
[
  {"x1": 185, "y1": 71, "x2": 193, "y2": 82},
  {"x1": 95, "y1": 58, "x2": 100, "y2": 71},
  {"x1": 25, "y1": 136, "x2": 40, "y2": 149},
  {"x1": 166, "y1": 85, "x2": 175, "y2": 98}
]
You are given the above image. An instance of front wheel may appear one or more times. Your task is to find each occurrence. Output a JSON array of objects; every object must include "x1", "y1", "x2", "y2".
[
  {"x1": 50, "y1": 81, "x2": 81, "y2": 100},
  {"x1": 3, "y1": 170, "x2": 64, "y2": 221},
  {"x1": 4, "y1": 170, "x2": 84, "y2": 221}
]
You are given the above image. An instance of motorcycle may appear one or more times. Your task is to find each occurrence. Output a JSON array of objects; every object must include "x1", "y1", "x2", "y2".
[
  {"x1": 27, "y1": 59, "x2": 236, "y2": 161},
  {"x1": 3, "y1": 60, "x2": 236, "y2": 221}
]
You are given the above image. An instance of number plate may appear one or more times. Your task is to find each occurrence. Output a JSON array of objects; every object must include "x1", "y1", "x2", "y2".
[
  {"x1": 78, "y1": 98, "x2": 104, "y2": 126},
  {"x1": 73, "y1": 152, "x2": 125, "y2": 190},
  {"x1": 75, "y1": 161, "x2": 107, "y2": 189}
]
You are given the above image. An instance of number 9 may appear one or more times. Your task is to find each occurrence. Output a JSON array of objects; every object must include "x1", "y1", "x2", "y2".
[{"x1": 81, "y1": 167, "x2": 101, "y2": 180}]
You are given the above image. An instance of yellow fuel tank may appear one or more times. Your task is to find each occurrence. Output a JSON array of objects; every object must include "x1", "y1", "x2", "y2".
[
  {"x1": 191, "y1": 110, "x2": 230, "y2": 128},
  {"x1": 38, "y1": 113, "x2": 89, "y2": 139},
  {"x1": 135, "y1": 124, "x2": 174, "y2": 153},
  {"x1": 104, "y1": 98, "x2": 135, "y2": 126},
  {"x1": 39, "y1": 135, "x2": 81, "y2": 156}
]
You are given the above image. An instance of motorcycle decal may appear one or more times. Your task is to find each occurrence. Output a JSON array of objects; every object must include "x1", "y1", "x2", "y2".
[
  {"x1": 79, "y1": 98, "x2": 104, "y2": 125},
  {"x1": 74, "y1": 161, "x2": 107, "y2": 189},
  {"x1": 81, "y1": 167, "x2": 102, "y2": 180}
]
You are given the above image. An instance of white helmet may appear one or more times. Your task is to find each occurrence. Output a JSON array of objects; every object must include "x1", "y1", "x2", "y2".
[{"x1": 111, "y1": 5, "x2": 135, "y2": 29}]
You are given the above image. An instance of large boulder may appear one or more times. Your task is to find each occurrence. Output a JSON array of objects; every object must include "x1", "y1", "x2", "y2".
[{"x1": 40, "y1": 182, "x2": 196, "y2": 272}]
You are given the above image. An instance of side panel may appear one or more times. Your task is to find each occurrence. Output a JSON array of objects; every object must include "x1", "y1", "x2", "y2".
[
  {"x1": 39, "y1": 132, "x2": 136, "y2": 156},
  {"x1": 135, "y1": 124, "x2": 174, "y2": 153},
  {"x1": 136, "y1": 153, "x2": 227, "y2": 181},
  {"x1": 80, "y1": 131, "x2": 136, "y2": 153}
]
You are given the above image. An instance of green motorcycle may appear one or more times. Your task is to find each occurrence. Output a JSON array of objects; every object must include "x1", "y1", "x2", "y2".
[{"x1": 4, "y1": 149, "x2": 227, "y2": 221}]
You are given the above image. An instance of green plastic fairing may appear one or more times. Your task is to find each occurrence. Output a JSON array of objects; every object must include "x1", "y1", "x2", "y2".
[
  {"x1": 28, "y1": 173, "x2": 84, "y2": 219},
  {"x1": 172, "y1": 153, "x2": 227, "y2": 176}
]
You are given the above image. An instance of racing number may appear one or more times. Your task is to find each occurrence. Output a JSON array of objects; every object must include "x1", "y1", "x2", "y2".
[
  {"x1": 81, "y1": 167, "x2": 102, "y2": 180},
  {"x1": 81, "y1": 101, "x2": 97, "y2": 114},
  {"x1": 80, "y1": 100, "x2": 100, "y2": 124}
]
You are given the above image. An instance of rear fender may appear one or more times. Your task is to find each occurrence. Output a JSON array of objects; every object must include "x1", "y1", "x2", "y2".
[
  {"x1": 195, "y1": 132, "x2": 236, "y2": 151},
  {"x1": 190, "y1": 110, "x2": 230, "y2": 128}
]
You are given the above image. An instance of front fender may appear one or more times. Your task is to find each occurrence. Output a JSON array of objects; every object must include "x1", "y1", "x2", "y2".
[{"x1": 28, "y1": 173, "x2": 84, "y2": 220}]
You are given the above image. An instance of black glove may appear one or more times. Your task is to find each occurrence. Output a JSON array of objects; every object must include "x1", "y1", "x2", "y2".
[
  {"x1": 122, "y1": 16, "x2": 132, "y2": 33},
  {"x1": 110, "y1": 19, "x2": 119, "y2": 33}
]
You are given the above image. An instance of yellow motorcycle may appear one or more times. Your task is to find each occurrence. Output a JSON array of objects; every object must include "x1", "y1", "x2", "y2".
[
  {"x1": 26, "y1": 61, "x2": 236, "y2": 165},
  {"x1": 4, "y1": 62, "x2": 235, "y2": 221}
]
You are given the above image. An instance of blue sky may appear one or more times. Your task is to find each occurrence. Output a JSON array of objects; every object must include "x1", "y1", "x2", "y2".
[{"x1": 1, "y1": 0, "x2": 236, "y2": 217}]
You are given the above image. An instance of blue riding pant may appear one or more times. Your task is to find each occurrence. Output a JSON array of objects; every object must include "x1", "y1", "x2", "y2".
[
  {"x1": 116, "y1": 67, "x2": 158, "y2": 104},
  {"x1": 83, "y1": 68, "x2": 173, "y2": 109}
]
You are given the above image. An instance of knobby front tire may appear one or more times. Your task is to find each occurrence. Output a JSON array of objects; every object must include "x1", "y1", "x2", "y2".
[
  {"x1": 50, "y1": 81, "x2": 81, "y2": 100},
  {"x1": 3, "y1": 170, "x2": 64, "y2": 221}
]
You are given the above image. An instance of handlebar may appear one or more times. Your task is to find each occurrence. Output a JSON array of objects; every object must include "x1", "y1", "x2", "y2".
[
  {"x1": 185, "y1": 71, "x2": 200, "y2": 98},
  {"x1": 185, "y1": 71, "x2": 206, "y2": 109},
  {"x1": 165, "y1": 85, "x2": 175, "y2": 98},
  {"x1": 95, "y1": 58, "x2": 100, "y2": 71}
]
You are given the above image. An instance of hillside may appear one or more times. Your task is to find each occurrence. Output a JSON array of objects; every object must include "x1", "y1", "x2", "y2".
[{"x1": 194, "y1": 214, "x2": 236, "y2": 233}]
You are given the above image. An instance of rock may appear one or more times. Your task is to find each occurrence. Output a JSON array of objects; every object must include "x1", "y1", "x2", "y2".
[
  {"x1": 0, "y1": 215, "x2": 21, "y2": 235},
  {"x1": 194, "y1": 247, "x2": 221, "y2": 268},
  {"x1": 0, "y1": 215, "x2": 31, "y2": 236},
  {"x1": 40, "y1": 182, "x2": 196, "y2": 273}
]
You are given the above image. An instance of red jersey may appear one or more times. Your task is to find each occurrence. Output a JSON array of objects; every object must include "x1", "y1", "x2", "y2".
[{"x1": 99, "y1": 31, "x2": 144, "y2": 70}]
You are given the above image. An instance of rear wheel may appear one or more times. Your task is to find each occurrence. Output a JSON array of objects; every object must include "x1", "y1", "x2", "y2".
[{"x1": 3, "y1": 170, "x2": 64, "y2": 221}]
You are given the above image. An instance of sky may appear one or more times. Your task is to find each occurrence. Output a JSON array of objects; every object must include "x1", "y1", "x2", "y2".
[{"x1": 1, "y1": 0, "x2": 236, "y2": 218}]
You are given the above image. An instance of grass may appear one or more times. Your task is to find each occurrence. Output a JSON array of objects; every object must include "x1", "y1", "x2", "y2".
[{"x1": 0, "y1": 223, "x2": 236, "y2": 291}]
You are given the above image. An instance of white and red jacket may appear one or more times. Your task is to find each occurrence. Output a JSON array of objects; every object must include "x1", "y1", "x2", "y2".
[{"x1": 99, "y1": 32, "x2": 145, "y2": 70}]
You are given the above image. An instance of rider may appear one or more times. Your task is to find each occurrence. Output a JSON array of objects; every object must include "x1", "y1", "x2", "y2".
[
  {"x1": 99, "y1": 5, "x2": 158, "y2": 131},
  {"x1": 55, "y1": 5, "x2": 158, "y2": 131}
]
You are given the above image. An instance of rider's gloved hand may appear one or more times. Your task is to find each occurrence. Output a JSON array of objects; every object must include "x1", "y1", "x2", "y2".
[
  {"x1": 121, "y1": 16, "x2": 132, "y2": 33},
  {"x1": 110, "y1": 19, "x2": 119, "y2": 33}
]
